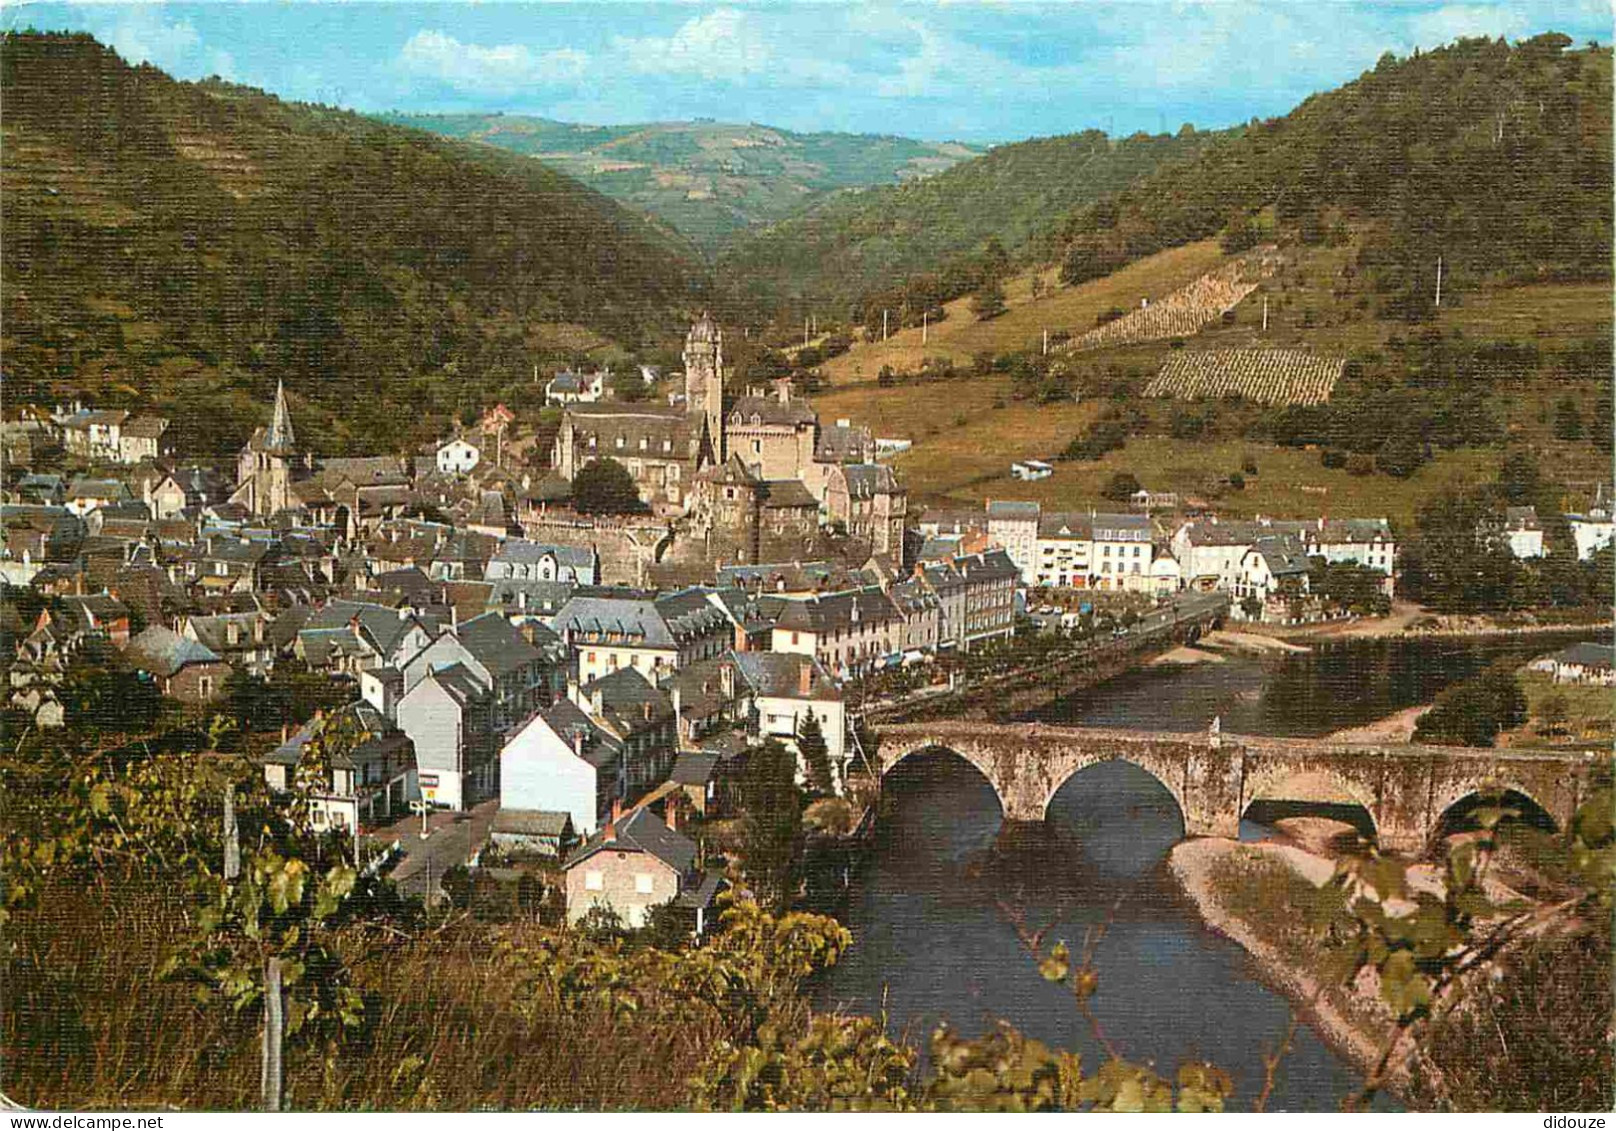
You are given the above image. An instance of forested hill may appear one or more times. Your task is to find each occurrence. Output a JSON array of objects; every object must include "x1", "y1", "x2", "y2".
[
  {"x1": 715, "y1": 127, "x2": 1219, "y2": 320},
  {"x1": 382, "y1": 113, "x2": 983, "y2": 253},
  {"x1": 722, "y1": 33, "x2": 1610, "y2": 329},
  {"x1": 1, "y1": 32, "x2": 707, "y2": 457},
  {"x1": 1050, "y1": 33, "x2": 1612, "y2": 303}
]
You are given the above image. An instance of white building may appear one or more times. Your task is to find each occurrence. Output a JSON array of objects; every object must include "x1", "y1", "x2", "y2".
[
  {"x1": 986, "y1": 499, "x2": 1041, "y2": 585},
  {"x1": 436, "y1": 436, "x2": 481, "y2": 475},
  {"x1": 1505, "y1": 506, "x2": 1545, "y2": 559},
  {"x1": 731, "y1": 652, "x2": 848, "y2": 791},
  {"x1": 501, "y1": 703, "x2": 616, "y2": 836},
  {"x1": 1011, "y1": 460, "x2": 1054, "y2": 481},
  {"x1": 1566, "y1": 512, "x2": 1614, "y2": 561}
]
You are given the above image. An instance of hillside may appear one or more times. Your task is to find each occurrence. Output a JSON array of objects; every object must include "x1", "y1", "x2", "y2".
[
  {"x1": 716, "y1": 127, "x2": 1218, "y2": 319},
  {"x1": 382, "y1": 113, "x2": 982, "y2": 253},
  {"x1": 1049, "y1": 35, "x2": 1612, "y2": 298},
  {"x1": 1, "y1": 32, "x2": 708, "y2": 458}
]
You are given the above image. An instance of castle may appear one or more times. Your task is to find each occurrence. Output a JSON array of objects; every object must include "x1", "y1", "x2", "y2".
[{"x1": 553, "y1": 315, "x2": 906, "y2": 561}]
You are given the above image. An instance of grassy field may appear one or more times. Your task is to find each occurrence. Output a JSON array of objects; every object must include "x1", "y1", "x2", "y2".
[
  {"x1": 818, "y1": 240, "x2": 1229, "y2": 384},
  {"x1": 1511, "y1": 670, "x2": 1614, "y2": 746},
  {"x1": 808, "y1": 233, "x2": 1611, "y2": 524}
]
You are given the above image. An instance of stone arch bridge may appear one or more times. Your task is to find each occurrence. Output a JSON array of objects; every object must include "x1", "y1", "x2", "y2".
[{"x1": 873, "y1": 721, "x2": 1604, "y2": 852}]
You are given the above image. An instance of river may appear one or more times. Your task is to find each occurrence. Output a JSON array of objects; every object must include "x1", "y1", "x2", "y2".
[{"x1": 814, "y1": 631, "x2": 1603, "y2": 1110}]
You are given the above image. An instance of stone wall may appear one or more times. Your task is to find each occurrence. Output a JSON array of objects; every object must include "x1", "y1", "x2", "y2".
[{"x1": 519, "y1": 513, "x2": 675, "y2": 588}]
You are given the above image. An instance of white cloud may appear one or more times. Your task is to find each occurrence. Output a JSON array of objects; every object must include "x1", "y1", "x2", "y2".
[
  {"x1": 1407, "y1": 4, "x2": 1532, "y2": 46},
  {"x1": 103, "y1": 9, "x2": 200, "y2": 71},
  {"x1": 615, "y1": 8, "x2": 852, "y2": 86},
  {"x1": 398, "y1": 29, "x2": 588, "y2": 95}
]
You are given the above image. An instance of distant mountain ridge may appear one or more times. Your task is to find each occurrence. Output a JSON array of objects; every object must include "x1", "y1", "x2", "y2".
[
  {"x1": 1, "y1": 32, "x2": 708, "y2": 458},
  {"x1": 380, "y1": 113, "x2": 983, "y2": 252}
]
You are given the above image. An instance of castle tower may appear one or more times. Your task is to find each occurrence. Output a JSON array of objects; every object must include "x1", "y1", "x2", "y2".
[{"x1": 683, "y1": 313, "x2": 724, "y2": 466}]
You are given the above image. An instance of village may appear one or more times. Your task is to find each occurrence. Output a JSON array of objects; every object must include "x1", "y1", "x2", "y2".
[{"x1": 3, "y1": 313, "x2": 1612, "y2": 932}]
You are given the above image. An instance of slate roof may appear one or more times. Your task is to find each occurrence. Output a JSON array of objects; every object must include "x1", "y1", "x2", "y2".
[
  {"x1": 540, "y1": 697, "x2": 620, "y2": 768},
  {"x1": 264, "y1": 701, "x2": 406, "y2": 771},
  {"x1": 1505, "y1": 506, "x2": 1542, "y2": 532},
  {"x1": 716, "y1": 561, "x2": 856, "y2": 594},
  {"x1": 121, "y1": 416, "x2": 169, "y2": 439},
  {"x1": 1546, "y1": 642, "x2": 1615, "y2": 669},
  {"x1": 670, "y1": 751, "x2": 720, "y2": 786},
  {"x1": 814, "y1": 421, "x2": 872, "y2": 464},
  {"x1": 770, "y1": 587, "x2": 904, "y2": 634},
  {"x1": 492, "y1": 809, "x2": 574, "y2": 838},
  {"x1": 731, "y1": 650, "x2": 841, "y2": 701},
  {"x1": 836, "y1": 463, "x2": 903, "y2": 498},
  {"x1": 552, "y1": 589, "x2": 727, "y2": 649},
  {"x1": 986, "y1": 500, "x2": 1041, "y2": 522},
  {"x1": 489, "y1": 540, "x2": 596, "y2": 570},
  {"x1": 759, "y1": 480, "x2": 819, "y2": 510},
  {"x1": 578, "y1": 667, "x2": 674, "y2": 735},
  {"x1": 565, "y1": 807, "x2": 697, "y2": 875},
  {"x1": 455, "y1": 612, "x2": 542, "y2": 678},
  {"x1": 729, "y1": 393, "x2": 817, "y2": 429},
  {"x1": 1248, "y1": 534, "x2": 1311, "y2": 577},
  {"x1": 125, "y1": 625, "x2": 222, "y2": 677}
]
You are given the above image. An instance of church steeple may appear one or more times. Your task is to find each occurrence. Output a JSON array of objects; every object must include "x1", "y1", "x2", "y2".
[{"x1": 265, "y1": 379, "x2": 297, "y2": 454}]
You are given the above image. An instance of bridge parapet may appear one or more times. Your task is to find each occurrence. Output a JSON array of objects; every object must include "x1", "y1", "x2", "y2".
[{"x1": 872, "y1": 721, "x2": 1603, "y2": 851}]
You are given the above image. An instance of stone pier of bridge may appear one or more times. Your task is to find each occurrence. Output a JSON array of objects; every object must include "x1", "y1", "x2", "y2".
[{"x1": 873, "y1": 721, "x2": 1603, "y2": 852}]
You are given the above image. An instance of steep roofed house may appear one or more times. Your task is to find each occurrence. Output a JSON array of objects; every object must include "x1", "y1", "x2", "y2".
[
  {"x1": 262, "y1": 702, "x2": 417, "y2": 830},
  {"x1": 1235, "y1": 535, "x2": 1312, "y2": 617},
  {"x1": 117, "y1": 417, "x2": 171, "y2": 465},
  {"x1": 731, "y1": 651, "x2": 847, "y2": 791},
  {"x1": 563, "y1": 807, "x2": 707, "y2": 929},
  {"x1": 501, "y1": 696, "x2": 623, "y2": 836},
  {"x1": 124, "y1": 624, "x2": 229, "y2": 703},
  {"x1": 769, "y1": 586, "x2": 906, "y2": 677},
  {"x1": 823, "y1": 463, "x2": 907, "y2": 559},
  {"x1": 395, "y1": 661, "x2": 496, "y2": 810},
  {"x1": 61, "y1": 409, "x2": 128, "y2": 460},
  {"x1": 985, "y1": 499, "x2": 1042, "y2": 584},
  {"x1": 1505, "y1": 506, "x2": 1546, "y2": 559}
]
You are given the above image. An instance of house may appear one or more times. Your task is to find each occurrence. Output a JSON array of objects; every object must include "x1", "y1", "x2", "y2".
[
  {"x1": 395, "y1": 662, "x2": 496, "y2": 810},
  {"x1": 551, "y1": 588, "x2": 732, "y2": 684},
  {"x1": 60, "y1": 593, "x2": 132, "y2": 648},
  {"x1": 1531, "y1": 642, "x2": 1616, "y2": 687},
  {"x1": 768, "y1": 586, "x2": 906, "y2": 677},
  {"x1": 489, "y1": 809, "x2": 575, "y2": 856},
  {"x1": 731, "y1": 651, "x2": 847, "y2": 791},
  {"x1": 261, "y1": 702, "x2": 418, "y2": 830},
  {"x1": 1010, "y1": 460, "x2": 1053, "y2": 481},
  {"x1": 822, "y1": 463, "x2": 907, "y2": 558},
  {"x1": 1234, "y1": 535, "x2": 1312, "y2": 616},
  {"x1": 180, "y1": 610, "x2": 275, "y2": 675},
  {"x1": 1565, "y1": 512, "x2": 1615, "y2": 561},
  {"x1": 545, "y1": 369, "x2": 610, "y2": 405},
  {"x1": 485, "y1": 540, "x2": 599, "y2": 585},
  {"x1": 500, "y1": 698, "x2": 621, "y2": 836},
  {"x1": 568, "y1": 667, "x2": 678, "y2": 802},
  {"x1": 61, "y1": 409, "x2": 128, "y2": 460},
  {"x1": 398, "y1": 611, "x2": 562, "y2": 732},
  {"x1": 435, "y1": 436, "x2": 481, "y2": 476},
  {"x1": 1504, "y1": 506, "x2": 1545, "y2": 559},
  {"x1": 986, "y1": 499, "x2": 1042, "y2": 585},
  {"x1": 117, "y1": 417, "x2": 171, "y2": 465},
  {"x1": 65, "y1": 478, "x2": 130, "y2": 517},
  {"x1": 123, "y1": 625, "x2": 230, "y2": 703},
  {"x1": 563, "y1": 807, "x2": 707, "y2": 930}
]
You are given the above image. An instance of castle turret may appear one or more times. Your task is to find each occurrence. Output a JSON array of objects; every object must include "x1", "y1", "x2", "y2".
[{"x1": 683, "y1": 313, "x2": 724, "y2": 466}]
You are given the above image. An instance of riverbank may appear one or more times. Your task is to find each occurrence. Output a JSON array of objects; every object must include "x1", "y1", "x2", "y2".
[
  {"x1": 1168, "y1": 836, "x2": 1394, "y2": 1091},
  {"x1": 1249, "y1": 604, "x2": 1611, "y2": 643},
  {"x1": 1326, "y1": 704, "x2": 1428, "y2": 744}
]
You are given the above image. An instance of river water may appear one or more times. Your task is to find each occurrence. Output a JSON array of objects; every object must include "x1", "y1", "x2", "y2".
[{"x1": 814, "y1": 631, "x2": 1603, "y2": 1110}]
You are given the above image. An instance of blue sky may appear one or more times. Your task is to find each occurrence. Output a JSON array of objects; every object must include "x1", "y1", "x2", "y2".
[{"x1": 7, "y1": 2, "x2": 1611, "y2": 143}]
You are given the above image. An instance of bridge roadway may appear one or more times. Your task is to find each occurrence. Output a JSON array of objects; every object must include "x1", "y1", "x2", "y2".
[{"x1": 872, "y1": 720, "x2": 1603, "y2": 852}]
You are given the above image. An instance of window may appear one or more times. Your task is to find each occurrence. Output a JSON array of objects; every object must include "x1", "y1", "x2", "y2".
[
  {"x1": 753, "y1": 440, "x2": 762, "y2": 455},
  {"x1": 616, "y1": 437, "x2": 625, "y2": 449},
  {"x1": 635, "y1": 873, "x2": 654, "y2": 895},
  {"x1": 585, "y1": 870, "x2": 604, "y2": 891}
]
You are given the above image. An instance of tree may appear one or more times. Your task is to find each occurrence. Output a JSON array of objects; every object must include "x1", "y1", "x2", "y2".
[
  {"x1": 1553, "y1": 396, "x2": 1583, "y2": 440},
  {"x1": 612, "y1": 368, "x2": 650, "y2": 403},
  {"x1": 738, "y1": 740, "x2": 804, "y2": 912},
  {"x1": 795, "y1": 712, "x2": 834, "y2": 795},
  {"x1": 1400, "y1": 489, "x2": 1520, "y2": 612},
  {"x1": 970, "y1": 279, "x2": 1007, "y2": 321},
  {"x1": 572, "y1": 458, "x2": 644, "y2": 514},
  {"x1": 1537, "y1": 692, "x2": 1569, "y2": 736},
  {"x1": 1101, "y1": 472, "x2": 1141, "y2": 502}
]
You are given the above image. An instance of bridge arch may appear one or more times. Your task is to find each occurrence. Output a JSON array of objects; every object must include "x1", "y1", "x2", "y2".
[
  {"x1": 1241, "y1": 767, "x2": 1380, "y2": 840},
  {"x1": 1433, "y1": 780, "x2": 1560, "y2": 839},
  {"x1": 1035, "y1": 751, "x2": 1190, "y2": 828},
  {"x1": 880, "y1": 740, "x2": 1010, "y2": 818}
]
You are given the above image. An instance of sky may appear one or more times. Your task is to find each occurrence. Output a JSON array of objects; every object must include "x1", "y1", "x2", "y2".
[{"x1": 6, "y1": 1, "x2": 1611, "y2": 144}]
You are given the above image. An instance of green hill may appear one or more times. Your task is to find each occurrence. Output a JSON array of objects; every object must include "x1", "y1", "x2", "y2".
[
  {"x1": 716, "y1": 127, "x2": 1218, "y2": 321},
  {"x1": 381, "y1": 113, "x2": 983, "y2": 253},
  {"x1": 1, "y1": 32, "x2": 708, "y2": 458},
  {"x1": 1051, "y1": 34, "x2": 1612, "y2": 301}
]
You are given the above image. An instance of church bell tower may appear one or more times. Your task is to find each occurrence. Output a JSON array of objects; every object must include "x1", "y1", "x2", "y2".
[{"x1": 684, "y1": 313, "x2": 724, "y2": 466}]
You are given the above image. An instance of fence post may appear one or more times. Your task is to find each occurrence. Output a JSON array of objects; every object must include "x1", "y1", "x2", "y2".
[
  {"x1": 262, "y1": 956, "x2": 284, "y2": 1112},
  {"x1": 223, "y1": 786, "x2": 240, "y2": 881}
]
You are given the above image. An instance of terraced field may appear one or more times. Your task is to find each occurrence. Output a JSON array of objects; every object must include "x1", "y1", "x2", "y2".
[{"x1": 1145, "y1": 348, "x2": 1345, "y2": 406}]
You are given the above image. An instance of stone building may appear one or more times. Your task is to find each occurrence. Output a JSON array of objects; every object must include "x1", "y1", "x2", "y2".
[
  {"x1": 232, "y1": 381, "x2": 310, "y2": 518},
  {"x1": 823, "y1": 463, "x2": 907, "y2": 558}
]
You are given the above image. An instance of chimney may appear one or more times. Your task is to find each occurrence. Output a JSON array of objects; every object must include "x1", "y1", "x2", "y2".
[
  {"x1": 591, "y1": 687, "x2": 603, "y2": 716},
  {"x1": 603, "y1": 818, "x2": 617, "y2": 843},
  {"x1": 573, "y1": 728, "x2": 585, "y2": 758},
  {"x1": 720, "y1": 661, "x2": 735, "y2": 699},
  {"x1": 799, "y1": 660, "x2": 812, "y2": 697},
  {"x1": 281, "y1": 723, "x2": 289, "y2": 744},
  {"x1": 666, "y1": 800, "x2": 679, "y2": 832},
  {"x1": 642, "y1": 700, "x2": 653, "y2": 722}
]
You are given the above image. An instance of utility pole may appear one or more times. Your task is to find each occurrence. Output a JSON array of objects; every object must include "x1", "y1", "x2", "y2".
[
  {"x1": 223, "y1": 786, "x2": 240, "y2": 881},
  {"x1": 1042, "y1": 328, "x2": 1049, "y2": 356},
  {"x1": 922, "y1": 310, "x2": 928, "y2": 344},
  {"x1": 1262, "y1": 295, "x2": 1269, "y2": 333},
  {"x1": 804, "y1": 316, "x2": 810, "y2": 349},
  {"x1": 261, "y1": 957, "x2": 284, "y2": 1112},
  {"x1": 882, "y1": 309, "x2": 889, "y2": 342},
  {"x1": 1434, "y1": 255, "x2": 1443, "y2": 308}
]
